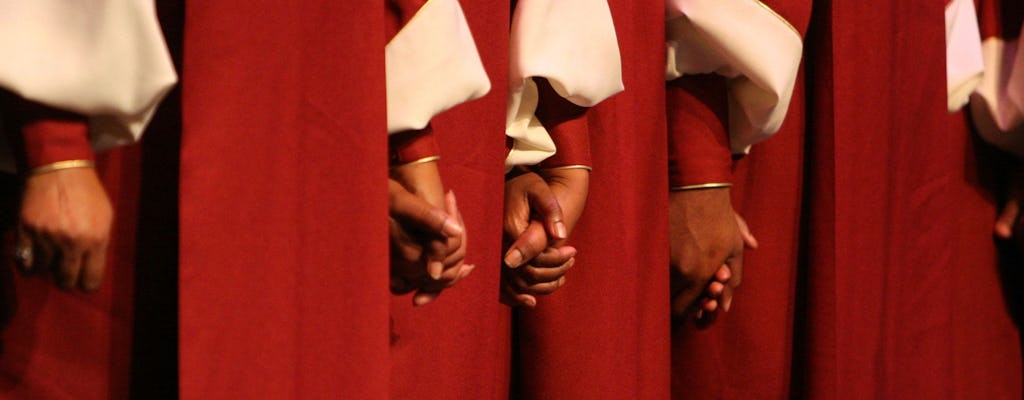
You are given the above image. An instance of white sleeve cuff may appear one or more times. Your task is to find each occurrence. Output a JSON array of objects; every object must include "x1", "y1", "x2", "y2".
[
  {"x1": 505, "y1": 0, "x2": 622, "y2": 168},
  {"x1": 665, "y1": 0, "x2": 802, "y2": 153},
  {"x1": 386, "y1": 0, "x2": 491, "y2": 134},
  {"x1": 0, "y1": 0, "x2": 178, "y2": 153}
]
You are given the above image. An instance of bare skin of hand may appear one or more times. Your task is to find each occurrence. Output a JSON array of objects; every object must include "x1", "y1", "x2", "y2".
[
  {"x1": 995, "y1": 161, "x2": 1023, "y2": 247},
  {"x1": 694, "y1": 212, "x2": 758, "y2": 323},
  {"x1": 501, "y1": 170, "x2": 585, "y2": 307},
  {"x1": 669, "y1": 187, "x2": 744, "y2": 320},
  {"x1": 389, "y1": 161, "x2": 472, "y2": 306},
  {"x1": 17, "y1": 167, "x2": 112, "y2": 291}
]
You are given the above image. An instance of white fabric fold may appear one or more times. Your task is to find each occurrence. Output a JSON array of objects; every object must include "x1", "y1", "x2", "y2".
[
  {"x1": 945, "y1": 0, "x2": 985, "y2": 112},
  {"x1": 0, "y1": 0, "x2": 178, "y2": 168},
  {"x1": 385, "y1": 0, "x2": 491, "y2": 134},
  {"x1": 665, "y1": 0, "x2": 802, "y2": 154},
  {"x1": 970, "y1": 33, "x2": 1024, "y2": 156},
  {"x1": 505, "y1": 0, "x2": 623, "y2": 169}
]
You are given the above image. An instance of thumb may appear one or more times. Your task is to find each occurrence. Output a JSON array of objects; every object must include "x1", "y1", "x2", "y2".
[
  {"x1": 389, "y1": 180, "x2": 462, "y2": 238},
  {"x1": 526, "y1": 181, "x2": 567, "y2": 241},
  {"x1": 995, "y1": 198, "x2": 1020, "y2": 239}
]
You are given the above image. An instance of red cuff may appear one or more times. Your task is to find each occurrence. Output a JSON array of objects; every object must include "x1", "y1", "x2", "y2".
[
  {"x1": 389, "y1": 126, "x2": 440, "y2": 166},
  {"x1": 535, "y1": 78, "x2": 592, "y2": 169},
  {"x1": 667, "y1": 74, "x2": 733, "y2": 187},
  {"x1": 3, "y1": 97, "x2": 93, "y2": 172}
]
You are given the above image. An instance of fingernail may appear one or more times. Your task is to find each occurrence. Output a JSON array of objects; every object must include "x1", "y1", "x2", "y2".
[
  {"x1": 414, "y1": 293, "x2": 436, "y2": 307},
  {"x1": 504, "y1": 249, "x2": 524, "y2": 268},
  {"x1": 554, "y1": 221, "x2": 568, "y2": 240},
  {"x1": 442, "y1": 218, "x2": 463, "y2": 236},
  {"x1": 696, "y1": 310, "x2": 704, "y2": 320},
  {"x1": 723, "y1": 298, "x2": 732, "y2": 312},
  {"x1": 525, "y1": 296, "x2": 537, "y2": 307},
  {"x1": 459, "y1": 264, "x2": 476, "y2": 278},
  {"x1": 428, "y1": 261, "x2": 444, "y2": 280}
]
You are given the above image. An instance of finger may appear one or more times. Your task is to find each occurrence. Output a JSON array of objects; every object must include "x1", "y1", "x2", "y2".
[
  {"x1": 705, "y1": 280, "x2": 725, "y2": 298},
  {"x1": 701, "y1": 297, "x2": 719, "y2": 312},
  {"x1": 714, "y1": 265, "x2": 731, "y2": 283},
  {"x1": 723, "y1": 258, "x2": 744, "y2": 313},
  {"x1": 995, "y1": 198, "x2": 1020, "y2": 239},
  {"x1": 517, "y1": 257, "x2": 574, "y2": 284},
  {"x1": 413, "y1": 290, "x2": 439, "y2": 307},
  {"x1": 57, "y1": 243, "x2": 83, "y2": 290},
  {"x1": 14, "y1": 226, "x2": 34, "y2": 272},
  {"x1": 79, "y1": 242, "x2": 107, "y2": 291},
  {"x1": 32, "y1": 231, "x2": 56, "y2": 275},
  {"x1": 734, "y1": 213, "x2": 759, "y2": 249},
  {"x1": 500, "y1": 283, "x2": 537, "y2": 308},
  {"x1": 389, "y1": 181, "x2": 462, "y2": 238},
  {"x1": 671, "y1": 289, "x2": 702, "y2": 318},
  {"x1": 526, "y1": 181, "x2": 567, "y2": 241},
  {"x1": 530, "y1": 246, "x2": 576, "y2": 268},
  {"x1": 446, "y1": 264, "x2": 476, "y2": 287},
  {"x1": 504, "y1": 221, "x2": 549, "y2": 269}
]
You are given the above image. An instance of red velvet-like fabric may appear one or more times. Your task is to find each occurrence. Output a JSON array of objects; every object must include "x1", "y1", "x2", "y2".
[
  {"x1": 388, "y1": 2, "x2": 511, "y2": 399},
  {"x1": 389, "y1": 128, "x2": 440, "y2": 166},
  {"x1": 513, "y1": 2, "x2": 671, "y2": 399},
  {"x1": 666, "y1": 75, "x2": 733, "y2": 187},
  {"x1": 795, "y1": 1, "x2": 1022, "y2": 398},
  {"x1": 2, "y1": 101, "x2": 94, "y2": 171},
  {"x1": 178, "y1": 1, "x2": 390, "y2": 398},
  {"x1": 536, "y1": 78, "x2": 592, "y2": 169}
]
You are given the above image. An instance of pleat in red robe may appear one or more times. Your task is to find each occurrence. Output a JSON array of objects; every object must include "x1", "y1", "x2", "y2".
[
  {"x1": 797, "y1": 1, "x2": 1022, "y2": 397},
  {"x1": 513, "y1": 2, "x2": 672, "y2": 398},
  {"x1": 178, "y1": 2, "x2": 391, "y2": 398},
  {"x1": 387, "y1": 1, "x2": 512, "y2": 399}
]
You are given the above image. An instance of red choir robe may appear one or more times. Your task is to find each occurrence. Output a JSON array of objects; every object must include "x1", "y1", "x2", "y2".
[
  {"x1": 666, "y1": 1, "x2": 811, "y2": 398},
  {"x1": 797, "y1": 0, "x2": 1021, "y2": 397},
  {"x1": 513, "y1": 1, "x2": 673, "y2": 398},
  {"x1": 178, "y1": 1, "x2": 392, "y2": 398}
]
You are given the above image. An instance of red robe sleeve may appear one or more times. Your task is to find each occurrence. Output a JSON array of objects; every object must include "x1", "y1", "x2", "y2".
[
  {"x1": 3, "y1": 96, "x2": 94, "y2": 173},
  {"x1": 535, "y1": 77, "x2": 592, "y2": 169},
  {"x1": 666, "y1": 74, "x2": 733, "y2": 188},
  {"x1": 389, "y1": 127, "x2": 440, "y2": 166}
]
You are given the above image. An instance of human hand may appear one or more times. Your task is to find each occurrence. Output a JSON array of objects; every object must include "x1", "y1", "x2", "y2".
[
  {"x1": 693, "y1": 212, "x2": 758, "y2": 323},
  {"x1": 995, "y1": 161, "x2": 1023, "y2": 246},
  {"x1": 16, "y1": 167, "x2": 112, "y2": 291},
  {"x1": 501, "y1": 170, "x2": 583, "y2": 307},
  {"x1": 669, "y1": 187, "x2": 744, "y2": 320},
  {"x1": 388, "y1": 160, "x2": 472, "y2": 306}
]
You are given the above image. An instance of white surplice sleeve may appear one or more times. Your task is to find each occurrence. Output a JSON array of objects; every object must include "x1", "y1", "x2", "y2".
[
  {"x1": 0, "y1": 0, "x2": 177, "y2": 155},
  {"x1": 945, "y1": 0, "x2": 985, "y2": 112},
  {"x1": 967, "y1": 24, "x2": 1024, "y2": 156},
  {"x1": 665, "y1": 0, "x2": 803, "y2": 154},
  {"x1": 505, "y1": 0, "x2": 623, "y2": 169},
  {"x1": 385, "y1": 0, "x2": 491, "y2": 135}
]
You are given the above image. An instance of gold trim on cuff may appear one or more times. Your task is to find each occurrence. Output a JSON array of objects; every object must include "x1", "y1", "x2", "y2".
[
  {"x1": 670, "y1": 182, "x2": 732, "y2": 191},
  {"x1": 754, "y1": 0, "x2": 801, "y2": 39},
  {"x1": 30, "y1": 159, "x2": 95, "y2": 176},
  {"x1": 540, "y1": 164, "x2": 593, "y2": 172},
  {"x1": 390, "y1": 155, "x2": 440, "y2": 169}
]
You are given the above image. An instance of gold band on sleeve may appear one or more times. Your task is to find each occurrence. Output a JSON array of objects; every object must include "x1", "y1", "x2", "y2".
[
  {"x1": 30, "y1": 160, "x2": 95, "y2": 176},
  {"x1": 669, "y1": 182, "x2": 732, "y2": 191},
  {"x1": 540, "y1": 164, "x2": 593, "y2": 172},
  {"x1": 390, "y1": 155, "x2": 440, "y2": 169}
]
